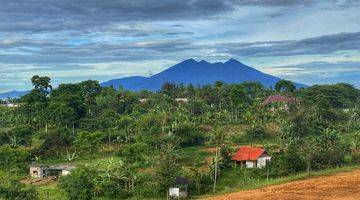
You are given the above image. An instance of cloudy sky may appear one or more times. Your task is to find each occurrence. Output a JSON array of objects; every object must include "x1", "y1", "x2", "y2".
[{"x1": 0, "y1": 0, "x2": 360, "y2": 92}]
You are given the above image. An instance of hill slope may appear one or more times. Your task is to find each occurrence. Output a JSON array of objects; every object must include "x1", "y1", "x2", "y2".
[{"x1": 101, "y1": 58, "x2": 305, "y2": 91}]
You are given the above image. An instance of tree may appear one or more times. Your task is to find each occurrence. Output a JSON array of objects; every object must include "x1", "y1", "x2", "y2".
[
  {"x1": 214, "y1": 80, "x2": 225, "y2": 88},
  {"x1": 0, "y1": 145, "x2": 29, "y2": 173},
  {"x1": 269, "y1": 142, "x2": 306, "y2": 176},
  {"x1": 311, "y1": 128, "x2": 346, "y2": 169},
  {"x1": 20, "y1": 86, "x2": 48, "y2": 129},
  {"x1": 155, "y1": 136, "x2": 181, "y2": 194},
  {"x1": 31, "y1": 75, "x2": 52, "y2": 93},
  {"x1": 50, "y1": 83, "x2": 87, "y2": 120},
  {"x1": 289, "y1": 106, "x2": 326, "y2": 137},
  {"x1": 49, "y1": 83, "x2": 87, "y2": 133},
  {"x1": 47, "y1": 102, "x2": 77, "y2": 128},
  {"x1": 302, "y1": 83, "x2": 360, "y2": 109},
  {"x1": 161, "y1": 82, "x2": 177, "y2": 97},
  {"x1": 38, "y1": 127, "x2": 73, "y2": 154},
  {"x1": 95, "y1": 87, "x2": 119, "y2": 110},
  {"x1": 117, "y1": 142, "x2": 150, "y2": 164},
  {"x1": 245, "y1": 123, "x2": 269, "y2": 141},
  {"x1": 116, "y1": 115, "x2": 136, "y2": 144},
  {"x1": 242, "y1": 82, "x2": 266, "y2": 99},
  {"x1": 186, "y1": 84, "x2": 196, "y2": 98},
  {"x1": 7, "y1": 126, "x2": 33, "y2": 147},
  {"x1": 275, "y1": 79, "x2": 296, "y2": 93},
  {"x1": 79, "y1": 80, "x2": 101, "y2": 115},
  {"x1": 98, "y1": 109, "x2": 119, "y2": 146},
  {"x1": 74, "y1": 131, "x2": 104, "y2": 153},
  {"x1": 229, "y1": 84, "x2": 251, "y2": 106},
  {"x1": 59, "y1": 167, "x2": 96, "y2": 200},
  {"x1": 220, "y1": 145, "x2": 232, "y2": 168}
]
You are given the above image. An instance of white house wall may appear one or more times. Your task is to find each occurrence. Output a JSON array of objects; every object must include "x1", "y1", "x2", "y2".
[
  {"x1": 245, "y1": 161, "x2": 254, "y2": 168},
  {"x1": 61, "y1": 170, "x2": 71, "y2": 176},
  {"x1": 257, "y1": 156, "x2": 271, "y2": 168}
]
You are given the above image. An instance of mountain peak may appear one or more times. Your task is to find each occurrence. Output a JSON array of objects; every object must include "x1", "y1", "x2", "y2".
[
  {"x1": 225, "y1": 58, "x2": 242, "y2": 65},
  {"x1": 182, "y1": 58, "x2": 197, "y2": 63},
  {"x1": 199, "y1": 60, "x2": 209, "y2": 64}
]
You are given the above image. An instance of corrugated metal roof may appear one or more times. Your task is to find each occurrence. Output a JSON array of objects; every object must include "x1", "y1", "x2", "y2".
[
  {"x1": 261, "y1": 94, "x2": 296, "y2": 105},
  {"x1": 231, "y1": 146, "x2": 266, "y2": 161}
]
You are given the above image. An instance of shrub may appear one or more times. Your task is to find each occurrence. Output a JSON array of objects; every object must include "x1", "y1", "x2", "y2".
[
  {"x1": 0, "y1": 126, "x2": 33, "y2": 147},
  {"x1": 352, "y1": 152, "x2": 360, "y2": 164},
  {"x1": 39, "y1": 128, "x2": 73, "y2": 154},
  {"x1": 59, "y1": 167, "x2": 96, "y2": 200},
  {"x1": 74, "y1": 131, "x2": 104, "y2": 153},
  {"x1": 183, "y1": 168, "x2": 212, "y2": 195},
  {"x1": 175, "y1": 123, "x2": 205, "y2": 147},
  {"x1": 268, "y1": 144, "x2": 306, "y2": 177},
  {"x1": 310, "y1": 129, "x2": 346, "y2": 170},
  {"x1": 245, "y1": 124, "x2": 269, "y2": 141},
  {"x1": 0, "y1": 145, "x2": 29, "y2": 174},
  {"x1": 9, "y1": 126, "x2": 33, "y2": 146},
  {"x1": 117, "y1": 142, "x2": 151, "y2": 165},
  {"x1": 220, "y1": 145, "x2": 232, "y2": 168},
  {"x1": 0, "y1": 171, "x2": 38, "y2": 200},
  {"x1": 134, "y1": 179, "x2": 162, "y2": 198}
]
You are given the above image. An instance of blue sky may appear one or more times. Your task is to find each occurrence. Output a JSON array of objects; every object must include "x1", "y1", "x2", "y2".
[{"x1": 0, "y1": 0, "x2": 360, "y2": 92}]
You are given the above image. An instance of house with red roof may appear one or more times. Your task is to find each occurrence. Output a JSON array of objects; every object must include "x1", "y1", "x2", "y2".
[{"x1": 231, "y1": 146, "x2": 271, "y2": 168}]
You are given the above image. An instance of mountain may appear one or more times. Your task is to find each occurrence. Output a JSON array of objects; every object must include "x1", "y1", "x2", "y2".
[
  {"x1": 0, "y1": 59, "x2": 305, "y2": 98},
  {"x1": 0, "y1": 90, "x2": 29, "y2": 99},
  {"x1": 101, "y1": 58, "x2": 305, "y2": 90}
]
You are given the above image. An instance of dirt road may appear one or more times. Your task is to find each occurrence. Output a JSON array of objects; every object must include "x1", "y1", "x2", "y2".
[{"x1": 203, "y1": 170, "x2": 360, "y2": 200}]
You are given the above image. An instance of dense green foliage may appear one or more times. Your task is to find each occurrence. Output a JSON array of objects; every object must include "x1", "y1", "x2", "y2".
[
  {"x1": 1, "y1": 76, "x2": 360, "y2": 199},
  {"x1": 0, "y1": 169, "x2": 37, "y2": 200}
]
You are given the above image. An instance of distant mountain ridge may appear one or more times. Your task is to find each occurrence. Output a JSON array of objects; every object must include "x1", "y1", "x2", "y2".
[
  {"x1": 0, "y1": 59, "x2": 306, "y2": 99},
  {"x1": 101, "y1": 58, "x2": 305, "y2": 90},
  {"x1": 0, "y1": 90, "x2": 29, "y2": 100}
]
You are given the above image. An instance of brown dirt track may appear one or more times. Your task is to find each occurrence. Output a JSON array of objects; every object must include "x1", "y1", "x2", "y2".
[{"x1": 203, "y1": 170, "x2": 360, "y2": 200}]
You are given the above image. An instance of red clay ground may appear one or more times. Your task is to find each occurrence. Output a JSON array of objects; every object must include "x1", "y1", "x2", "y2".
[{"x1": 203, "y1": 170, "x2": 360, "y2": 200}]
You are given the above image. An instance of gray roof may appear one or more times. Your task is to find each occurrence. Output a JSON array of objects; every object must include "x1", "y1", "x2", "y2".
[{"x1": 31, "y1": 163, "x2": 76, "y2": 171}]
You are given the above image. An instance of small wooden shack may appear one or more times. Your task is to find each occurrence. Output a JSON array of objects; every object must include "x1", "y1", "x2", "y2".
[{"x1": 232, "y1": 146, "x2": 271, "y2": 169}]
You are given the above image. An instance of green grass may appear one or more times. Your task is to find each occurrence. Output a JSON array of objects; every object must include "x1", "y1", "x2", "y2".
[
  {"x1": 36, "y1": 183, "x2": 64, "y2": 200},
  {"x1": 197, "y1": 165, "x2": 360, "y2": 199},
  {"x1": 38, "y1": 148, "x2": 120, "y2": 166},
  {"x1": 179, "y1": 146, "x2": 212, "y2": 159}
]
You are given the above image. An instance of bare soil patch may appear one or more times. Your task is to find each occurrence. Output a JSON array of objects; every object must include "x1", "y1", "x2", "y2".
[
  {"x1": 203, "y1": 170, "x2": 360, "y2": 200},
  {"x1": 21, "y1": 177, "x2": 57, "y2": 186}
]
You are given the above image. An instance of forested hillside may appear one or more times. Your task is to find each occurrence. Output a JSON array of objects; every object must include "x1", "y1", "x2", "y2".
[{"x1": 0, "y1": 76, "x2": 359, "y2": 200}]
